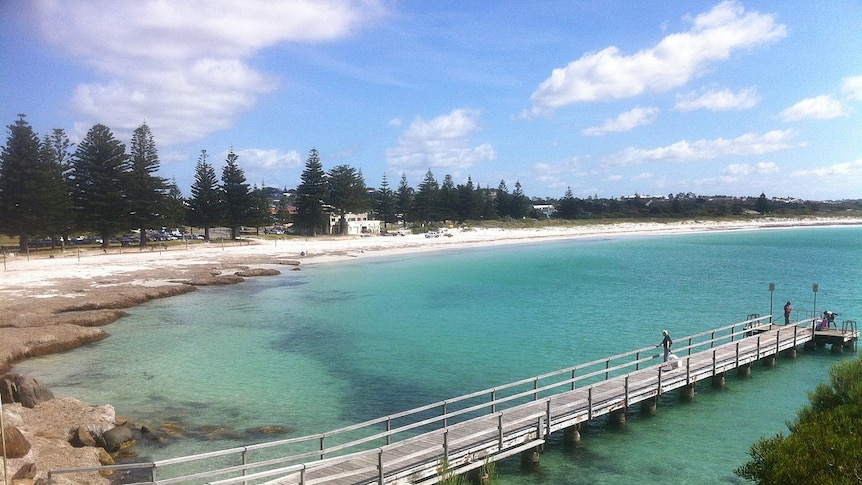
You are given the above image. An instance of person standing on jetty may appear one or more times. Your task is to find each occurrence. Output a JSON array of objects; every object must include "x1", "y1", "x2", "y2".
[
  {"x1": 657, "y1": 330, "x2": 673, "y2": 362},
  {"x1": 784, "y1": 301, "x2": 793, "y2": 325}
]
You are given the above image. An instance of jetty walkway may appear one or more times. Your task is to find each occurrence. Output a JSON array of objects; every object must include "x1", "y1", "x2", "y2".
[{"x1": 49, "y1": 315, "x2": 858, "y2": 485}]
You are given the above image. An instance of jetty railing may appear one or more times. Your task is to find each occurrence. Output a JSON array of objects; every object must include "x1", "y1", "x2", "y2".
[{"x1": 49, "y1": 314, "x2": 801, "y2": 484}]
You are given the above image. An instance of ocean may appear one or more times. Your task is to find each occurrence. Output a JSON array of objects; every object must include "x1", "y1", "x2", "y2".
[{"x1": 14, "y1": 225, "x2": 862, "y2": 484}]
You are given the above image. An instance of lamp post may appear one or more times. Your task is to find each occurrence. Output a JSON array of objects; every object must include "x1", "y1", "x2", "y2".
[
  {"x1": 768, "y1": 283, "x2": 775, "y2": 323},
  {"x1": 812, "y1": 283, "x2": 819, "y2": 318}
]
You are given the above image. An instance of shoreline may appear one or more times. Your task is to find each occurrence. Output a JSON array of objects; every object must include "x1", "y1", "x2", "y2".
[
  {"x1": 2, "y1": 216, "x2": 860, "y2": 375},
  {"x1": 3, "y1": 216, "x2": 862, "y2": 374}
]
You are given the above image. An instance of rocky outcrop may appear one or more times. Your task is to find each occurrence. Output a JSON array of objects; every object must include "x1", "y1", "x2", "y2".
[
  {"x1": 2, "y1": 374, "x2": 56, "y2": 408},
  {"x1": 2, "y1": 395, "x2": 118, "y2": 484},
  {"x1": 235, "y1": 268, "x2": 281, "y2": 277}
]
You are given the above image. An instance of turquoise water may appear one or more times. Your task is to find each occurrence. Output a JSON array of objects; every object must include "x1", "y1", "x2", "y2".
[{"x1": 15, "y1": 225, "x2": 862, "y2": 483}]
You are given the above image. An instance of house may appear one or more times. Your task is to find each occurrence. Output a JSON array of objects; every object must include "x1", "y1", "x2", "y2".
[{"x1": 328, "y1": 212, "x2": 382, "y2": 235}]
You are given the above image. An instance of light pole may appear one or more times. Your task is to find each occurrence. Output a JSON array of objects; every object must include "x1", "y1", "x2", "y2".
[
  {"x1": 812, "y1": 283, "x2": 819, "y2": 318},
  {"x1": 769, "y1": 283, "x2": 775, "y2": 323}
]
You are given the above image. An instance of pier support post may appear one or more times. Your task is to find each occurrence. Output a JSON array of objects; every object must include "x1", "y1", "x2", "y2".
[
  {"x1": 563, "y1": 424, "x2": 581, "y2": 445},
  {"x1": 762, "y1": 355, "x2": 776, "y2": 367},
  {"x1": 845, "y1": 340, "x2": 857, "y2": 352},
  {"x1": 608, "y1": 408, "x2": 627, "y2": 427},
  {"x1": 781, "y1": 347, "x2": 798, "y2": 359},
  {"x1": 641, "y1": 397, "x2": 657, "y2": 416},
  {"x1": 679, "y1": 383, "x2": 696, "y2": 402},
  {"x1": 737, "y1": 363, "x2": 751, "y2": 378},
  {"x1": 711, "y1": 373, "x2": 726, "y2": 389},
  {"x1": 520, "y1": 448, "x2": 541, "y2": 468},
  {"x1": 831, "y1": 343, "x2": 844, "y2": 354}
]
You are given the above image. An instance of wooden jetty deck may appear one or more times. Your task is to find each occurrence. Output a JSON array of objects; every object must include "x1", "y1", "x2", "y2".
[{"x1": 47, "y1": 316, "x2": 858, "y2": 485}]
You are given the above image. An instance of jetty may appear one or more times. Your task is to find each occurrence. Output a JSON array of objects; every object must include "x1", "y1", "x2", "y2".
[{"x1": 48, "y1": 315, "x2": 858, "y2": 485}]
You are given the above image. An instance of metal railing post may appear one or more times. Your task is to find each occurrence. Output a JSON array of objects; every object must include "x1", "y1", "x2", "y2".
[
  {"x1": 319, "y1": 435, "x2": 326, "y2": 459},
  {"x1": 497, "y1": 414, "x2": 504, "y2": 450},
  {"x1": 378, "y1": 448, "x2": 384, "y2": 484}
]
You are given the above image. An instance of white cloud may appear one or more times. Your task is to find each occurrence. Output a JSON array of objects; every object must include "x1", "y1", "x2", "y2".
[
  {"x1": 235, "y1": 148, "x2": 303, "y2": 172},
  {"x1": 790, "y1": 158, "x2": 862, "y2": 179},
  {"x1": 780, "y1": 95, "x2": 848, "y2": 122},
  {"x1": 723, "y1": 161, "x2": 779, "y2": 178},
  {"x1": 582, "y1": 107, "x2": 659, "y2": 136},
  {"x1": 605, "y1": 129, "x2": 802, "y2": 167},
  {"x1": 523, "y1": 1, "x2": 785, "y2": 117},
  {"x1": 385, "y1": 109, "x2": 496, "y2": 176},
  {"x1": 674, "y1": 87, "x2": 759, "y2": 111},
  {"x1": 841, "y1": 75, "x2": 862, "y2": 101},
  {"x1": 34, "y1": 0, "x2": 386, "y2": 144}
]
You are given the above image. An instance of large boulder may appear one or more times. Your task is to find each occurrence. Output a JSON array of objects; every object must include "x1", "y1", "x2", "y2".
[
  {"x1": 70, "y1": 424, "x2": 97, "y2": 448},
  {"x1": 102, "y1": 424, "x2": 134, "y2": 453},
  {"x1": 3, "y1": 424, "x2": 32, "y2": 458},
  {"x1": 13, "y1": 374, "x2": 55, "y2": 408}
]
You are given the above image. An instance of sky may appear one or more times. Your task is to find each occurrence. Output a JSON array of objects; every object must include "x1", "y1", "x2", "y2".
[{"x1": 1, "y1": 0, "x2": 861, "y2": 201}]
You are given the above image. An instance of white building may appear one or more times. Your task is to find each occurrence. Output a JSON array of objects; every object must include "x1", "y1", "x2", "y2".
[{"x1": 328, "y1": 212, "x2": 382, "y2": 235}]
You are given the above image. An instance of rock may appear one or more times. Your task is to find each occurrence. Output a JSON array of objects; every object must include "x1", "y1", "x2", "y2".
[
  {"x1": 70, "y1": 425, "x2": 96, "y2": 447},
  {"x1": 102, "y1": 425, "x2": 134, "y2": 453},
  {"x1": 1, "y1": 374, "x2": 15, "y2": 403},
  {"x1": 97, "y1": 447, "x2": 115, "y2": 466},
  {"x1": 234, "y1": 268, "x2": 281, "y2": 277},
  {"x1": 14, "y1": 375, "x2": 54, "y2": 408},
  {"x1": 3, "y1": 424, "x2": 32, "y2": 458},
  {"x1": 11, "y1": 462, "x2": 37, "y2": 480}
]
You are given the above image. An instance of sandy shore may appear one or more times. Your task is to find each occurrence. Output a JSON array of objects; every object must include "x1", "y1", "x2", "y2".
[{"x1": 3, "y1": 216, "x2": 862, "y2": 374}]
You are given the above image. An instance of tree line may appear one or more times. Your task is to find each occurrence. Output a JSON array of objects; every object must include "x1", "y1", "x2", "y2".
[
  {"x1": 3, "y1": 115, "x2": 858, "y2": 252},
  {"x1": 0, "y1": 116, "x2": 540, "y2": 251}
]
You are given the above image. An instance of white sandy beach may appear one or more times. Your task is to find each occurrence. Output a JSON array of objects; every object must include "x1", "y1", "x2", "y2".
[{"x1": 4, "y1": 217, "x2": 861, "y2": 296}]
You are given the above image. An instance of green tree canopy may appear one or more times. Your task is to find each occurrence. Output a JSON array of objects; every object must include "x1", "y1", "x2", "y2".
[
  {"x1": 69, "y1": 124, "x2": 131, "y2": 248},
  {"x1": 127, "y1": 123, "x2": 166, "y2": 246},
  {"x1": 0, "y1": 115, "x2": 43, "y2": 252},
  {"x1": 295, "y1": 148, "x2": 328, "y2": 235},
  {"x1": 376, "y1": 173, "x2": 397, "y2": 229},
  {"x1": 396, "y1": 172, "x2": 414, "y2": 226},
  {"x1": 220, "y1": 149, "x2": 251, "y2": 239},
  {"x1": 187, "y1": 149, "x2": 222, "y2": 240},
  {"x1": 736, "y1": 355, "x2": 862, "y2": 484},
  {"x1": 327, "y1": 164, "x2": 369, "y2": 235}
]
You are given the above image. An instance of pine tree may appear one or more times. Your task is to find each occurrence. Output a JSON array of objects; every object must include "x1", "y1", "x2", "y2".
[
  {"x1": 438, "y1": 174, "x2": 458, "y2": 222},
  {"x1": 127, "y1": 123, "x2": 166, "y2": 246},
  {"x1": 396, "y1": 173, "x2": 414, "y2": 227},
  {"x1": 295, "y1": 148, "x2": 328, "y2": 235},
  {"x1": 414, "y1": 170, "x2": 439, "y2": 223},
  {"x1": 495, "y1": 180, "x2": 511, "y2": 219},
  {"x1": 557, "y1": 187, "x2": 578, "y2": 219},
  {"x1": 376, "y1": 173, "x2": 397, "y2": 229},
  {"x1": 187, "y1": 150, "x2": 221, "y2": 240},
  {"x1": 221, "y1": 149, "x2": 251, "y2": 239},
  {"x1": 0, "y1": 115, "x2": 43, "y2": 253},
  {"x1": 511, "y1": 181, "x2": 529, "y2": 219},
  {"x1": 40, "y1": 128, "x2": 74, "y2": 247},
  {"x1": 456, "y1": 176, "x2": 478, "y2": 223},
  {"x1": 327, "y1": 164, "x2": 369, "y2": 235},
  {"x1": 69, "y1": 124, "x2": 131, "y2": 248}
]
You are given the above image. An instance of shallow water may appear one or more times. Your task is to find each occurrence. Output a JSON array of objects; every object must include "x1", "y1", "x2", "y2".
[{"x1": 15, "y1": 225, "x2": 862, "y2": 483}]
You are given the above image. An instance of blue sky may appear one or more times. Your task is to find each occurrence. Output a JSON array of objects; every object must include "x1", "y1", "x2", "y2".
[{"x1": 2, "y1": 1, "x2": 861, "y2": 200}]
